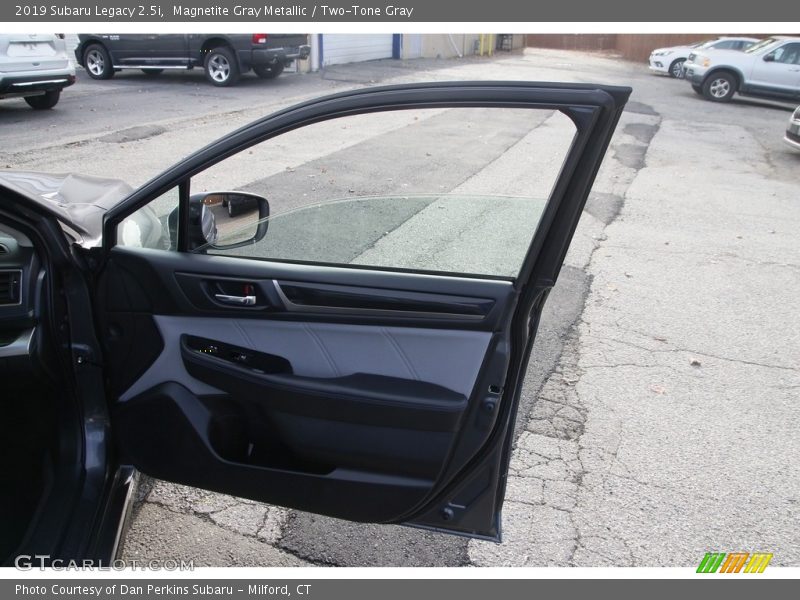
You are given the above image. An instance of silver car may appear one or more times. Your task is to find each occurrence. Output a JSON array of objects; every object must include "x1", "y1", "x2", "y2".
[
  {"x1": 785, "y1": 105, "x2": 800, "y2": 151},
  {"x1": 0, "y1": 34, "x2": 75, "y2": 109}
]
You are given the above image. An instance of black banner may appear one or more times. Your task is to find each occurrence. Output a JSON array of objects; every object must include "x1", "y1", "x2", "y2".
[
  {"x1": 1, "y1": 0, "x2": 791, "y2": 22},
  {"x1": 4, "y1": 579, "x2": 800, "y2": 600}
]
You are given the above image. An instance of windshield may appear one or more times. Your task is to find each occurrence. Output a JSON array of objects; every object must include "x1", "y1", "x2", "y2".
[
  {"x1": 694, "y1": 39, "x2": 717, "y2": 49},
  {"x1": 745, "y1": 38, "x2": 779, "y2": 54}
]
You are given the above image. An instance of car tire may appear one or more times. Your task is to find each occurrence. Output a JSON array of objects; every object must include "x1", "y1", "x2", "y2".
[
  {"x1": 24, "y1": 90, "x2": 61, "y2": 110},
  {"x1": 142, "y1": 68, "x2": 164, "y2": 76},
  {"x1": 204, "y1": 47, "x2": 240, "y2": 87},
  {"x1": 702, "y1": 71, "x2": 737, "y2": 102},
  {"x1": 669, "y1": 58, "x2": 686, "y2": 79},
  {"x1": 691, "y1": 84, "x2": 703, "y2": 95},
  {"x1": 253, "y1": 63, "x2": 285, "y2": 79},
  {"x1": 83, "y1": 44, "x2": 114, "y2": 80},
  {"x1": 227, "y1": 200, "x2": 240, "y2": 218}
]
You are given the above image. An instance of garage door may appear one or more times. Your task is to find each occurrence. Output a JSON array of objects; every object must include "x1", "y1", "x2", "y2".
[{"x1": 321, "y1": 34, "x2": 396, "y2": 66}]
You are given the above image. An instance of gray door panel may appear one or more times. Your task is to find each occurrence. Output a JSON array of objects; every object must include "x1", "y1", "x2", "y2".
[{"x1": 120, "y1": 315, "x2": 492, "y2": 401}]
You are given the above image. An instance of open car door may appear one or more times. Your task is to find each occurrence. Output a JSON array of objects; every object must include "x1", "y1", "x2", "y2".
[{"x1": 97, "y1": 82, "x2": 630, "y2": 540}]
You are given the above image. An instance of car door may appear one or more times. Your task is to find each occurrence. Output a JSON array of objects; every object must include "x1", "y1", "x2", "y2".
[
  {"x1": 97, "y1": 82, "x2": 629, "y2": 540},
  {"x1": 750, "y1": 42, "x2": 800, "y2": 97},
  {"x1": 97, "y1": 34, "x2": 148, "y2": 65},
  {"x1": 146, "y1": 34, "x2": 189, "y2": 66},
  {"x1": 101, "y1": 34, "x2": 187, "y2": 67}
]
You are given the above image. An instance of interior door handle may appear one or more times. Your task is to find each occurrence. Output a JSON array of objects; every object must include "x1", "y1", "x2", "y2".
[{"x1": 214, "y1": 294, "x2": 257, "y2": 306}]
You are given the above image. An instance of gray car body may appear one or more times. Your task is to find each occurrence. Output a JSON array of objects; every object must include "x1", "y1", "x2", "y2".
[
  {"x1": 785, "y1": 105, "x2": 800, "y2": 151},
  {"x1": 74, "y1": 33, "x2": 310, "y2": 74},
  {"x1": 0, "y1": 171, "x2": 161, "y2": 248}
]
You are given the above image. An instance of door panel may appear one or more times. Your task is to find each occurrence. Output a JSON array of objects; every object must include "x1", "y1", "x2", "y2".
[
  {"x1": 110, "y1": 34, "x2": 188, "y2": 66},
  {"x1": 127, "y1": 316, "x2": 491, "y2": 400},
  {"x1": 750, "y1": 43, "x2": 800, "y2": 96},
  {"x1": 100, "y1": 82, "x2": 630, "y2": 539},
  {"x1": 101, "y1": 245, "x2": 513, "y2": 521}
]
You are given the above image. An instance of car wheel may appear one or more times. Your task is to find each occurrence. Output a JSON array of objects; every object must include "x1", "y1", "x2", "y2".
[
  {"x1": 83, "y1": 44, "x2": 114, "y2": 80},
  {"x1": 204, "y1": 47, "x2": 240, "y2": 87},
  {"x1": 691, "y1": 84, "x2": 703, "y2": 95},
  {"x1": 142, "y1": 68, "x2": 164, "y2": 76},
  {"x1": 24, "y1": 90, "x2": 61, "y2": 110},
  {"x1": 669, "y1": 59, "x2": 686, "y2": 79},
  {"x1": 227, "y1": 199, "x2": 240, "y2": 218},
  {"x1": 702, "y1": 72, "x2": 736, "y2": 102},
  {"x1": 253, "y1": 63, "x2": 285, "y2": 79}
]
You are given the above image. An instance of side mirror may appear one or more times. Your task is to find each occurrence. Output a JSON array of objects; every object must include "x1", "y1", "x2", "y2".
[
  {"x1": 168, "y1": 191, "x2": 269, "y2": 252},
  {"x1": 763, "y1": 53, "x2": 775, "y2": 62}
]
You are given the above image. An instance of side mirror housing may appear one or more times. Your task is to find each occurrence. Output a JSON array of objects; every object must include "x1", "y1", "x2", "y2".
[
  {"x1": 169, "y1": 191, "x2": 269, "y2": 252},
  {"x1": 763, "y1": 53, "x2": 775, "y2": 62}
]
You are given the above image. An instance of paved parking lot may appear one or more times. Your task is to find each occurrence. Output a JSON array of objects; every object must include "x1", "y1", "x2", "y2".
[{"x1": 2, "y1": 48, "x2": 797, "y2": 567}]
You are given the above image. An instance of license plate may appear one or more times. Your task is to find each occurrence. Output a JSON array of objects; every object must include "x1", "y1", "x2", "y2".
[{"x1": 7, "y1": 42, "x2": 53, "y2": 57}]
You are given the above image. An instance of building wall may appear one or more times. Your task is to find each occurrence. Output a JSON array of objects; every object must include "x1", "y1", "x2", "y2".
[
  {"x1": 615, "y1": 34, "x2": 729, "y2": 61},
  {"x1": 417, "y1": 34, "x2": 480, "y2": 59},
  {"x1": 525, "y1": 34, "x2": 772, "y2": 62},
  {"x1": 320, "y1": 34, "x2": 396, "y2": 66},
  {"x1": 525, "y1": 34, "x2": 618, "y2": 53},
  {"x1": 403, "y1": 34, "x2": 525, "y2": 60}
]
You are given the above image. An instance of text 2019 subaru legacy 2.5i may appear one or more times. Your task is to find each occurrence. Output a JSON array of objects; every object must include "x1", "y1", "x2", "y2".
[
  {"x1": 75, "y1": 34, "x2": 310, "y2": 87},
  {"x1": 0, "y1": 34, "x2": 75, "y2": 109},
  {"x1": 0, "y1": 81, "x2": 629, "y2": 565}
]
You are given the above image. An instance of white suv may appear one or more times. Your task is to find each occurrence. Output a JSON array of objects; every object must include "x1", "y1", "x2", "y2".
[
  {"x1": 0, "y1": 34, "x2": 75, "y2": 109},
  {"x1": 684, "y1": 36, "x2": 800, "y2": 103},
  {"x1": 649, "y1": 37, "x2": 759, "y2": 78}
]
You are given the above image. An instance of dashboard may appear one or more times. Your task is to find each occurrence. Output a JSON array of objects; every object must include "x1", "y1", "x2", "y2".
[{"x1": 0, "y1": 224, "x2": 41, "y2": 372}]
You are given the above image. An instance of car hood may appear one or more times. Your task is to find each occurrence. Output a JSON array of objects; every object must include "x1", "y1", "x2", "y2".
[
  {"x1": 652, "y1": 45, "x2": 691, "y2": 54},
  {"x1": 689, "y1": 47, "x2": 746, "y2": 59},
  {"x1": 0, "y1": 170, "x2": 133, "y2": 245}
]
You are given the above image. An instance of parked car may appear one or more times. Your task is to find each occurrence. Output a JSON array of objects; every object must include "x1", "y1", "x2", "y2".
[
  {"x1": 74, "y1": 34, "x2": 311, "y2": 87},
  {"x1": 684, "y1": 36, "x2": 800, "y2": 102},
  {"x1": 785, "y1": 105, "x2": 800, "y2": 151},
  {"x1": 649, "y1": 37, "x2": 760, "y2": 78},
  {"x1": 0, "y1": 81, "x2": 629, "y2": 564},
  {"x1": 0, "y1": 34, "x2": 75, "y2": 109}
]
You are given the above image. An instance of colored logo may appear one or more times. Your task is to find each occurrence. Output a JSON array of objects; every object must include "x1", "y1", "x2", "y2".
[{"x1": 697, "y1": 552, "x2": 773, "y2": 573}]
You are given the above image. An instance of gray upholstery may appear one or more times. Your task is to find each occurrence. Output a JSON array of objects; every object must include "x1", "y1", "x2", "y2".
[{"x1": 120, "y1": 316, "x2": 492, "y2": 401}]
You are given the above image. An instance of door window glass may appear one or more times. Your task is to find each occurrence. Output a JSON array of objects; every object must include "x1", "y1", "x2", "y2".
[{"x1": 191, "y1": 107, "x2": 578, "y2": 279}]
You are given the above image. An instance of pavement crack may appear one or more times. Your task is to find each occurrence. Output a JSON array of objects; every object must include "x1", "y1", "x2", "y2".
[{"x1": 584, "y1": 330, "x2": 798, "y2": 373}]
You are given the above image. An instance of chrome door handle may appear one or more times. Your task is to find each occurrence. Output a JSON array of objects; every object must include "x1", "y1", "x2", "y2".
[{"x1": 214, "y1": 294, "x2": 257, "y2": 306}]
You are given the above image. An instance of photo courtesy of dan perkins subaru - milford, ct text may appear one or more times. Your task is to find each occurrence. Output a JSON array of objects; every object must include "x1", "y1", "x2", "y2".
[{"x1": 16, "y1": 584, "x2": 310, "y2": 596}]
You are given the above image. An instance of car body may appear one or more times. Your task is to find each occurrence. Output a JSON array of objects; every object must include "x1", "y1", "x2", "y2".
[
  {"x1": 648, "y1": 37, "x2": 760, "y2": 79},
  {"x1": 0, "y1": 34, "x2": 76, "y2": 109},
  {"x1": 75, "y1": 34, "x2": 311, "y2": 87},
  {"x1": 684, "y1": 36, "x2": 800, "y2": 102},
  {"x1": 785, "y1": 105, "x2": 800, "y2": 151},
  {"x1": 0, "y1": 81, "x2": 629, "y2": 564}
]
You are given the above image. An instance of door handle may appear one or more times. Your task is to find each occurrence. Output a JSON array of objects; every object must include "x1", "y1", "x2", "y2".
[{"x1": 214, "y1": 294, "x2": 257, "y2": 306}]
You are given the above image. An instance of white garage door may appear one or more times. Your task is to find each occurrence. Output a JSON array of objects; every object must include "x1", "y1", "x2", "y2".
[{"x1": 321, "y1": 34, "x2": 395, "y2": 66}]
